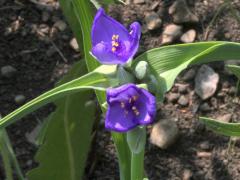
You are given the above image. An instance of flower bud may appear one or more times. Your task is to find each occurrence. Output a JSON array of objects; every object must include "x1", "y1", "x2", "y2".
[
  {"x1": 127, "y1": 126, "x2": 146, "y2": 154},
  {"x1": 134, "y1": 61, "x2": 149, "y2": 80}
]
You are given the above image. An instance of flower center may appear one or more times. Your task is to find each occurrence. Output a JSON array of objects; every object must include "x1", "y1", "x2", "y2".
[
  {"x1": 120, "y1": 95, "x2": 140, "y2": 116},
  {"x1": 111, "y1": 34, "x2": 120, "y2": 52}
]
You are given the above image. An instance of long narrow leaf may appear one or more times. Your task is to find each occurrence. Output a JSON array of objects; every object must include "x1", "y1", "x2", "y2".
[
  {"x1": 135, "y1": 41, "x2": 240, "y2": 98},
  {"x1": 28, "y1": 61, "x2": 96, "y2": 180},
  {"x1": 200, "y1": 117, "x2": 240, "y2": 136},
  {"x1": 0, "y1": 67, "x2": 112, "y2": 129}
]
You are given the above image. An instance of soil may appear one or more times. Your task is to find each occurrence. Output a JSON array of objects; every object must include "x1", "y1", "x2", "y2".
[{"x1": 0, "y1": 0, "x2": 240, "y2": 180}]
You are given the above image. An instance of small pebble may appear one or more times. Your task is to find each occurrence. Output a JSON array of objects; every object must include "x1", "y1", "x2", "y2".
[
  {"x1": 168, "y1": 0, "x2": 199, "y2": 23},
  {"x1": 178, "y1": 95, "x2": 189, "y2": 106},
  {"x1": 199, "y1": 141, "x2": 210, "y2": 150},
  {"x1": 216, "y1": 113, "x2": 232, "y2": 123},
  {"x1": 183, "y1": 169, "x2": 192, "y2": 180},
  {"x1": 42, "y1": 11, "x2": 50, "y2": 22},
  {"x1": 180, "y1": 29, "x2": 196, "y2": 43},
  {"x1": 145, "y1": 12, "x2": 162, "y2": 30},
  {"x1": 177, "y1": 83, "x2": 188, "y2": 94},
  {"x1": 150, "y1": 119, "x2": 179, "y2": 149},
  {"x1": 195, "y1": 65, "x2": 219, "y2": 100},
  {"x1": 69, "y1": 38, "x2": 79, "y2": 52},
  {"x1": 162, "y1": 24, "x2": 182, "y2": 44},
  {"x1": 54, "y1": 20, "x2": 67, "y2": 31},
  {"x1": 1, "y1": 65, "x2": 17, "y2": 78},
  {"x1": 167, "y1": 93, "x2": 180, "y2": 103},
  {"x1": 14, "y1": 94, "x2": 26, "y2": 105},
  {"x1": 197, "y1": 151, "x2": 212, "y2": 158},
  {"x1": 182, "y1": 68, "x2": 196, "y2": 81},
  {"x1": 199, "y1": 102, "x2": 211, "y2": 112},
  {"x1": 133, "y1": 0, "x2": 145, "y2": 4}
]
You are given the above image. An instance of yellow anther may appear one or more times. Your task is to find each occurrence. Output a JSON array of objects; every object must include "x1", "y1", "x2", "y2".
[
  {"x1": 112, "y1": 47, "x2": 116, "y2": 52},
  {"x1": 112, "y1": 41, "x2": 119, "y2": 47},
  {"x1": 135, "y1": 111, "x2": 140, "y2": 116},
  {"x1": 112, "y1": 34, "x2": 119, "y2": 40},
  {"x1": 133, "y1": 95, "x2": 138, "y2": 101},
  {"x1": 132, "y1": 106, "x2": 137, "y2": 110},
  {"x1": 120, "y1": 102, "x2": 125, "y2": 108}
]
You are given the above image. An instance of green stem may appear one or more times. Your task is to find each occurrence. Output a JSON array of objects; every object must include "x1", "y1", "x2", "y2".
[
  {"x1": 2, "y1": 130, "x2": 25, "y2": 180},
  {"x1": 131, "y1": 149, "x2": 145, "y2": 180},
  {"x1": 112, "y1": 132, "x2": 131, "y2": 180},
  {"x1": 0, "y1": 131, "x2": 13, "y2": 180}
]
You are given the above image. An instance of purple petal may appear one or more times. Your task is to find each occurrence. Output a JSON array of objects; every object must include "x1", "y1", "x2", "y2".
[
  {"x1": 91, "y1": 8, "x2": 129, "y2": 46},
  {"x1": 136, "y1": 89, "x2": 156, "y2": 125},
  {"x1": 105, "y1": 102, "x2": 137, "y2": 132},
  {"x1": 91, "y1": 42, "x2": 125, "y2": 64},
  {"x1": 107, "y1": 84, "x2": 139, "y2": 103},
  {"x1": 125, "y1": 22, "x2": 141, "y2": 61}
]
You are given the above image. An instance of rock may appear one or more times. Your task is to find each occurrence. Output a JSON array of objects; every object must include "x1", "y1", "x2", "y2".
[
  {"x1": 180, "y1": 29, "x2": 196, "y2": 43},
  {"x1": 150, "y1": 119, "x2": 179, "y2": 149},
  {"x1": 150, "y1": 2, "x2": 159, "y2": 10},
  {"x1": 183, "y1": 169, "x2": 192, "y2": 180},
  {"x1": 162, "y1": 24, "x2": 182, "y2": 44},
  {"x1": 133, "y1": 0, "x2": 145, "y2": 4},
  {"x1": 53, "y1": 20, "x2": 67, "y2": 31},
  {"x1": 216, "y1": 114, "x2": 232, "y2": 123},
  {"x1": 178, "y1": 95, "x2": 189, "y2": 106},
  {"x1": 145, "y1": 12, "x2": 162, "y2": 30},
  {"x1": 167, "y1": 93, "x2": 180, "y2": 103},
  {"x1": 176, "y1": 83, "x2": 188, "y2": 93},
  {"x1": 69, "y1": 38, "x2": 79, "y2": 52},
  {"x1": 42, "y1": 11, "x2": 50, "y2": 22},
  {"x1": 14, "y1": 95, "x2": 26, "y2": 105},
  {"x1": 199, "y1": 141, "x2": 210, "y2": 150},
  {"x1": 1, "y1": 65, "x2": 17, "y2": 78},
  {"x1": 199, "y1": 102, "x2": 211, "y2": 112},
  {"x1": 197, "y1": 151, "x2": 212, "y2": 158},
  {"x1": 195, "y1": 65, "x2": 219, "y2": 100},
  {"x1": 168, "y1": 0, "x2": 199, "y2": 24},
  {"x1": 182, "y1": 68, "x2": 196, "y2": 81},
  {"x1": 25, "y1": 124, "x2": 42, "y2": 145}
]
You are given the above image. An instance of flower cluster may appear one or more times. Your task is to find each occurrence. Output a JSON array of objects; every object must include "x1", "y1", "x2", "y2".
[{"x1": 91, "y1": 8, "x2": 156, "y2": 132}]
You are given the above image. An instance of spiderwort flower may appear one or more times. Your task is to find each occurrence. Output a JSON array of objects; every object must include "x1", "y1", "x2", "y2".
[
  {"x1": 105, "y1": 84, "x2": 156, "y2": 132},
  {"x1": 91, "y1": 8, "x2": 141, "y2": 65}
]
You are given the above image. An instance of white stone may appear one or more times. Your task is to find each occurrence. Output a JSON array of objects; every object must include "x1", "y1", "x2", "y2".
[
  {"x1": 195, "y1": 65, "x2": 219, "y2": 100},
  {"x1": 150, "y1": 119, "x2": 179, "y2": 149},
  {"x1": 180, "y1": 29, "x2": 196, "y2": 43}
]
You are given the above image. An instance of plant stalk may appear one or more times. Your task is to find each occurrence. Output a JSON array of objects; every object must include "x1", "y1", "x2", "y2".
[
  {"x1": 131, "y1": 149, "x2": 145, "y2": 180},
  {"x1": 0, "y1": 130, "x2": 14, "y2": 180}
]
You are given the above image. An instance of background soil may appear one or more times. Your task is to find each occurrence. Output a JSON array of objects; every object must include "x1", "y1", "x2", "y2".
[{"x1": 0, "y1": 0, "x2": 240, "y2": 179}]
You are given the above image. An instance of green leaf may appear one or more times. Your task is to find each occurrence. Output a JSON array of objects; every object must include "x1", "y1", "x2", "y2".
[
  {"x1": 200, "y1": 117, "x2": 240, "y2": 136},
  {"x1": 0, "y1": 65, "x2": 115, "y2": 129},
  {"x1": 27, "y1": 61, "x2": 96, "y2": 180},
  {"x1": 90, "y1": 0, "x2": 125, "y2": 9},
  {"x1": 135, "y1": 41, "x2": 240, "y2": 98},
  {"x1": 226, "y1": 64, "x2": 240, "y2": 79}
]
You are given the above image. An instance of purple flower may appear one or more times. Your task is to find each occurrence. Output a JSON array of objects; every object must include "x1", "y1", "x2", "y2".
[
  {"x1": 105, "y1": 84, "x2": 156, "y2": 132},
  {"x1": 91, "y1": 8, "x2": 141, "y2": 65}
]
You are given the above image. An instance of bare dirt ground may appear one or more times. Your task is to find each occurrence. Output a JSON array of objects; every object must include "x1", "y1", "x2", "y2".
[{"x1": 0, "y1": 0, "x2": 240, "y2": 179}]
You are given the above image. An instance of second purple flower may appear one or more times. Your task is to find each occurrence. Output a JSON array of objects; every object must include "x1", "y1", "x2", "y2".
[{"x1": 91, "y1": 8, "x2": 141, "y2": 65}]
